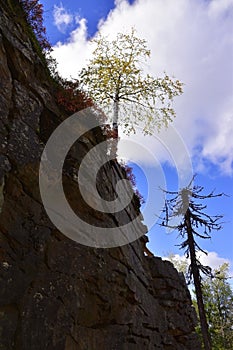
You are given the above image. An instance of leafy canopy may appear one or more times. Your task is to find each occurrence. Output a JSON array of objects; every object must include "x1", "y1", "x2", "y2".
[{"x1": 80, "y1": 29, "x2": 183, "y2": 134}]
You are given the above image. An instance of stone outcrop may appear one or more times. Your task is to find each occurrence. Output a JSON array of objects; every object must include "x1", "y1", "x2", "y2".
[{"x1": 0, "y1": 1, "x2": 200, "y2": 349}]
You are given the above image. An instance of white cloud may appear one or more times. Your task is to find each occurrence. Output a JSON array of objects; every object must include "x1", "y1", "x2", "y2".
[
  {"x1": 208, "y1": 0, "x2": 233, "y2": 18},
  {"x1": 52, "y1": 17, "x2": 93, "y2": 78},
  {"x1": 164, "y1": 251, "x2": 233, "y2": 290},
  {"x1": 118, "y1": 124, "x2": 193, "y2": 186},
  {"x1": 198, "y1": 251, "x2": 231, "y2": 271},
  {"x1": 165, "y1": 251, "x2": 232, "y2": 272},
  {"x1": 202, "y1": 108, "x2": 233, "y2": 175},
  {"x1": 52, "y1": 0, "x2": 233, "y2": 176},
  {"x1": 53, "y1": 3, "x2": 74, "y2": 33}
]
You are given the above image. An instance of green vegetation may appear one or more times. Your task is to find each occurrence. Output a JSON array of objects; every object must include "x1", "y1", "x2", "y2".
[
  {"x1": 169, "y1": 255, "x2": 233, "y2": 350},
  {"x1": 194, "y1": 263, "x2": 233, "y2": 349}
]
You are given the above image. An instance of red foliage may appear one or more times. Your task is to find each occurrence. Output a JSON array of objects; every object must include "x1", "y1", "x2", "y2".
[
  {"x1": 125, "y1": 164, "x2": 137, "y2": 187},
  {"x1": 124, "y1": 164, "x2": 145, "y2": 205},
  {"x1": 55, "y1": 79, "x2": 93, "y2": 113},
  {"x1": 19, "y1": 0, "x2": 51, "y2": 50},
  {"x1": 102, "y1": 124, "x2": 118, "y2": 139}
]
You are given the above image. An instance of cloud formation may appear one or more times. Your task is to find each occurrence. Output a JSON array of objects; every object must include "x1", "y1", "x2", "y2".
[
  {"x1": 53, "y1": 3, "x2": 74, "y2": 33},
  {"x1": 52, "y1": 0, "x2": 233, "y2": 175},
  {"x1": 165, "y1": 251, "x2": 232, "y2": 273}
]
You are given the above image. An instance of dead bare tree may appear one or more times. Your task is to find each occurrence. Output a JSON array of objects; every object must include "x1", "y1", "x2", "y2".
[{"x1": 159, "y1": 179, "x2": 225, "y2": 350}]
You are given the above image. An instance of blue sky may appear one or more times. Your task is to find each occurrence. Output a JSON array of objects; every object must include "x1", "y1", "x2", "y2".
[
  {"x1": 41, "y1": 0, "x2": 134, "y2": 42},
  {"x1": 42, "y1": 0, "x2": 116, "y2": 41},
  {"x1": 39, "y1": 0, "x2": 233, "y2": 275}
]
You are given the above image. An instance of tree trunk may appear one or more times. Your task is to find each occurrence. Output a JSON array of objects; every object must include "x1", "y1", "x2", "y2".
[
  {"x1": 110, "y1": 99, "x2": 119, "y2": 159},
  {"x1": 185, "y1": 209, "x2": 212, "y2": 350},
  {"x1": 113, "y1": 99, "x2": 119, "y2": 136}
]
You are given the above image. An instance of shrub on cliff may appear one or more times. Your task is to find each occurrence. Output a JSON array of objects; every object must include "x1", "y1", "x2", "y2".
[
  {"x1": 19, "y1": 0, "x2": 51, "y2": 50},
  {"x1": 55, "y1": 78, "x2": 93, "y2": 113}
]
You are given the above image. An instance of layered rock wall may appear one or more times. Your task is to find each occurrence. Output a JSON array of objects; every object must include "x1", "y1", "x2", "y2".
[{"x1": 0, "y1": 1, "x2": 200, "y2": 349}]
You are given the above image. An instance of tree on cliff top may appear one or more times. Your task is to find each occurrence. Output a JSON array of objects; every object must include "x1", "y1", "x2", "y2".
[
  {"x1": 79, "y1": 28, "x2": 183, "y2": 136},
  {"x1": 160, "y1": 180, "x2": 225, "y2": 350}
]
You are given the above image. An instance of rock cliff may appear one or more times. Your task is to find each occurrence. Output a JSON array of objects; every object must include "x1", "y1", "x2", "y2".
[{"x1": 0, "y1": 1, "x2": 200, "y2": 349}]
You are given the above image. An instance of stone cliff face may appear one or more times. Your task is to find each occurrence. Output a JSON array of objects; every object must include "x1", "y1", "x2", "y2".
[{"x1": 0, "y1": 1, "x2": 200, "y2": 349}]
